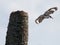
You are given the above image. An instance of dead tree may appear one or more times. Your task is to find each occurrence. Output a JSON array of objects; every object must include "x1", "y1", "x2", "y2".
[{"x1": 5, "y1": 10, "x2": 28, "y2": 45}]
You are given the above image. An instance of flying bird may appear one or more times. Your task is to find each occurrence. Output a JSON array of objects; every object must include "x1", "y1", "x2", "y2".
[{"x1": 35, "y1": 7, "x2": 58, "y2": 24}]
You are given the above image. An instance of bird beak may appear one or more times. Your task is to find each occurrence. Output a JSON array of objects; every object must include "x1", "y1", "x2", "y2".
[
  {"x1": 49, "y1": 16, "x2": 53, "y2": 19},
  {"x1": 50, "y1": 17, "x2": 53, "y2": 19}
]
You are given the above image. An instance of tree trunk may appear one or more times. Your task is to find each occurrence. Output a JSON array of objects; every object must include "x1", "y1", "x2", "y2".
[{"x1": 5, "y1": 11, "x2": 28, "y2": 45}]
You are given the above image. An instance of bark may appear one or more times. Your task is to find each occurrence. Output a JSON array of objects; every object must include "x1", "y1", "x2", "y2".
[{"x1": 5, "y1": 10, "x2": 28, "y2": 45}]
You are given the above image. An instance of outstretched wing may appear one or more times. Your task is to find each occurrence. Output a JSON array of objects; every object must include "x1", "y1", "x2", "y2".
[
  {"x1": 44, "y1": 7, "x2": 58, "y2": 16},
  {"x1": 35, "y1": 15, "x2": 45, "y2": 24},
  {"x1": 35, "y1": 7, "x2": 58, "y2": 24}
]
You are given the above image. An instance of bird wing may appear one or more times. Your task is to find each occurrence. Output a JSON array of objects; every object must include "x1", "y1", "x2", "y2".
[
  {"x1": 44, "y1": 7, "x2": 58, "y2": 16},
  {"x1": 35, "y1": 15, "x2": 45, "y2": 24},
  {"x1": 35, "y1": 7, "x2": 58, "y2": 24}
]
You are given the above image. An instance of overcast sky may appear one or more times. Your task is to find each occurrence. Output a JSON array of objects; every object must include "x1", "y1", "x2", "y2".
[{"x1": 0, "y1": 0, "x2": 60, "y2": 45}]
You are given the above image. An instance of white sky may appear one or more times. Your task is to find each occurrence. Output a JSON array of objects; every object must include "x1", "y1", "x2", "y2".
[{"x1": 0, "y1": 0, "x2": 60, "y2": 45}]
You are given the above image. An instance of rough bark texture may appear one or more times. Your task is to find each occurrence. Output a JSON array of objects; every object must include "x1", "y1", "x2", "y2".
[{"x1": 5, "y1": 10, "x2": 28, "y2": 45}]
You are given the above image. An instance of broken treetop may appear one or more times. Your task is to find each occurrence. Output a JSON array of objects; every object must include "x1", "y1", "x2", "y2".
[{"x1": 10, "y1": 10, "x2": 28, "y2": 17}]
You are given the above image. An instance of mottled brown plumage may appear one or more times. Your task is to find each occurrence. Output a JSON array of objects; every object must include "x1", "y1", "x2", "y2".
[{"x1": 35, "y1": 7, "x2": 58, "y2": 24}]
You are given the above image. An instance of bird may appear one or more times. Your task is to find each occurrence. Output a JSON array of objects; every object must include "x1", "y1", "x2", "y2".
[{"x1": 35, "y1": 7, "x2": 58, "y2": 24}]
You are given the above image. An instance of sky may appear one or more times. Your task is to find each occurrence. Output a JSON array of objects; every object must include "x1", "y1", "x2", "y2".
[{"x1": 0, "y1": 0, "x2": 60, "y2": 45}]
